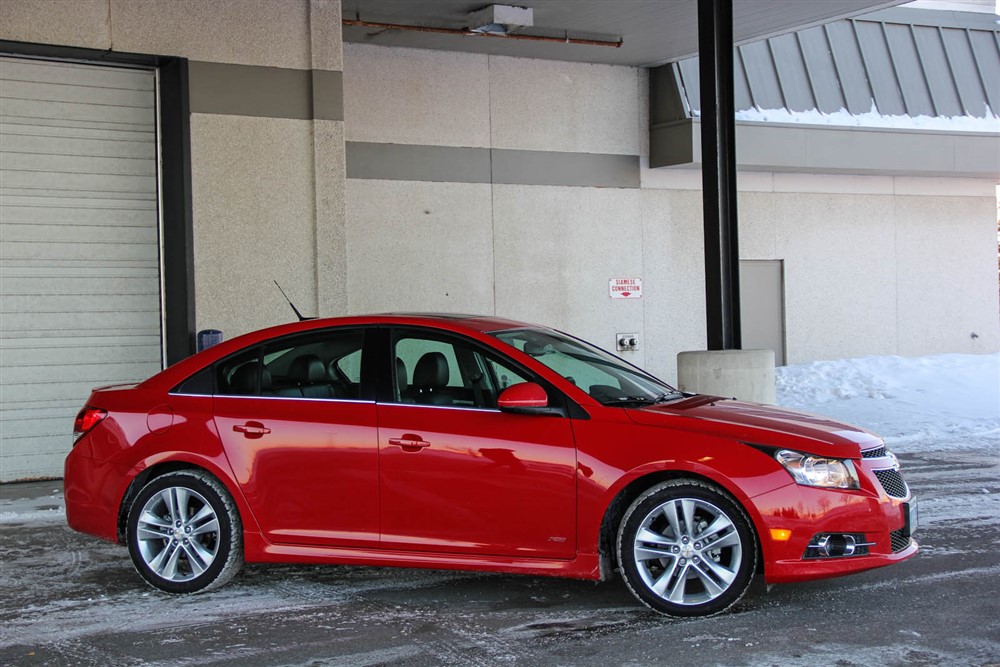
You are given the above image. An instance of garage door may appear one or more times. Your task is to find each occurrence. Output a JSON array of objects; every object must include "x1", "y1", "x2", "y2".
[{"x1": 0, "y1": 56, "x2": 163, "y2": 481}]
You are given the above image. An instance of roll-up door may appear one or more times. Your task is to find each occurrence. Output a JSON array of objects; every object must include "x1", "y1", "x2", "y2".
[{"x1": 0, "y1": 57, "x2": 162, "y2": 481}]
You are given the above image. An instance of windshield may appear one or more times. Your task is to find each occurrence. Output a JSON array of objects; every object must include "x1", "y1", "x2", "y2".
[{"x1": 491, "y1": 328, "x2": 682, "y2": 407}]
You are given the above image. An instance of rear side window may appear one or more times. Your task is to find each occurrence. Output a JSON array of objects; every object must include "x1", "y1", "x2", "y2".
[
  {"x1": 262, "y1": 330, "x2": 365, "y2": 400},
  {"x1": 177, "y1": 329, "x2": 370, "y2": 398}
]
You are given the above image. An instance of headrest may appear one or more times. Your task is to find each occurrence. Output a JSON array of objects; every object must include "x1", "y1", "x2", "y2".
[
  {"x1": 289, "y1": 354, "x2": 325, "y2": 383},
  {"x1": 231, "y1": 363, "x2": 267, "y2": 393},
  {"x1": 413, "y1": 351, "x2": 449, "y2": 388}
]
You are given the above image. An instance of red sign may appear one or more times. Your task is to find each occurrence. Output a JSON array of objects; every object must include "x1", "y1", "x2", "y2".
[{"x1": 610, "y1": 277, "x2": 642, "y2": 299}]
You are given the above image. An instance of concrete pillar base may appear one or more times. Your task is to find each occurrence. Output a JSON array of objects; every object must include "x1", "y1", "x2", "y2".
[{"x1": 676, "y1": 349, "x2": 776, "y2": 404}]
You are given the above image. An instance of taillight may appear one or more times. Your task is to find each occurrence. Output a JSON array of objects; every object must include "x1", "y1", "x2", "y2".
[{"x1": 73, "y1": 406, "x2": 107, "y2": 442}]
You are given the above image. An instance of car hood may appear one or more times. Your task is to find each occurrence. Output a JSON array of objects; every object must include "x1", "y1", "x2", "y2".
[{"x1": 625, "y1": 395, "x2": 882, "y2": 458}]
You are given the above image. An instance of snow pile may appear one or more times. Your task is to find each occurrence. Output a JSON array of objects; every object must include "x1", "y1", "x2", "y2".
[
  {"x1": 777, "y1": 353, "x2": 1000, "y2": 453},
  {"x1": 723, "y1": 102, "x2": 1000, "y2": 133},
  {"x1": 0, "y1": 489, "x2": 65, "y2": 525}
]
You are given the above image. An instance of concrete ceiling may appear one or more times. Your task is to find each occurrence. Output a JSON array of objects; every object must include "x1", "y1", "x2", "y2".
[{"x1": 342, "y1": 0, "x2": 906, "y2": 67}]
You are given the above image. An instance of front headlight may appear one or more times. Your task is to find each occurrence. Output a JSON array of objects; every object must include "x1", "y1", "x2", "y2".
[{"x1": 775, "y1": 450, "x2": 860, "y2": 489}]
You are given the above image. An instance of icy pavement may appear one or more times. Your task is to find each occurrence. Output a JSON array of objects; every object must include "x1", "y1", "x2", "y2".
[{"x1": 1, "y1": 353, "x2": 998, "y2": 665}]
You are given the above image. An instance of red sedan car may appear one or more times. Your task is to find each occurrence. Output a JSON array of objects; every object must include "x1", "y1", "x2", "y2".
[{"x1": 65, "y1": 314, "x2": 918, "y2": 616}]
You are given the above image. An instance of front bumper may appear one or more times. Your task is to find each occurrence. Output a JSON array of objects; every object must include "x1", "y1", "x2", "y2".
[{"x1": 755, "y1": 481, "x2": 918, "y2": 584}]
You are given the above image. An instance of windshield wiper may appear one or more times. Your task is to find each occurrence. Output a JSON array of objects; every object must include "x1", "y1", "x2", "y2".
[
  {"x1": 602, "y1": 391, "x2": 685, "y2": 407},
  {"x1": 601, "y1": 396, "x2": 655, "y2": 406}
]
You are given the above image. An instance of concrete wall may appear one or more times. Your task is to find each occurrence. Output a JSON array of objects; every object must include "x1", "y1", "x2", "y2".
[
  {"x1": 345, "y1": 42, "x2": 999, "y2": 382},
  {"x1": 343, "y1": 43, "x2": 653, "y2": 367},
  {"x1": 1, "y1": 0, "x2": 347, "y2": 339}
]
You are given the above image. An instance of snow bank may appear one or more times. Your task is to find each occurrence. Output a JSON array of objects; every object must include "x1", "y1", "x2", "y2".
[{"x1": 777, "y1": 353, "x2": 1000, "y2": 453}]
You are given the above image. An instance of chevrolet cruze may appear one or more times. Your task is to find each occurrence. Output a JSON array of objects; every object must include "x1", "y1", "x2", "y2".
[{"x1": 65, "y1": 314, "x2": 918, "y2": 616}]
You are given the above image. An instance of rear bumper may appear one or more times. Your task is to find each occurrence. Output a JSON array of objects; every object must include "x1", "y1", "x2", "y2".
[{"x1": 64, "y1": 443, "x2": 123, "y2": 544}]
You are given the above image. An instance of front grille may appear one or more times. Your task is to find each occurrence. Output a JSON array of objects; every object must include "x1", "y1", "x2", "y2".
[
  {"x1": 862, "y1": 445, "x2": 887, "y2": 459},
  {"x1": 873, "y1": 468, "x2": 909, "y2": 498},
  {"x1": 890, "y1": 528, "x2": 911, "y2": 553}
]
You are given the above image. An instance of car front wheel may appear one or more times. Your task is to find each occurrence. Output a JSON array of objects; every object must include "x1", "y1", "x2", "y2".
[
  {"x1": 126, "y1": 470, "x2": 243, "y2": 593},
  {"x1": 617, "y1": 479, "x2": 757, "y2": 616}
]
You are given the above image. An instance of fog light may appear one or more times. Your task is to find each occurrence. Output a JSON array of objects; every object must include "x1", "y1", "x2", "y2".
[{"x1": 803, "y1": 533, "x2": 874, "y2": 559}]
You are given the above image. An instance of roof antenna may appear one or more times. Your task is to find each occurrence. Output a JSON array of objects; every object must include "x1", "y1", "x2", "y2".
[{"x1": 274, "y1": 281, "x2": 315, "y2": 321}]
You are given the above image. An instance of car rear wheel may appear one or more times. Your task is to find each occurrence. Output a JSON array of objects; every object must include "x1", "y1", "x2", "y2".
[
  {"x1": 617, "y1": 479, "x2": 757, "y2": 617},
  {"x1": 126, "y1": 470, "x2": 243, "y2": 593}
]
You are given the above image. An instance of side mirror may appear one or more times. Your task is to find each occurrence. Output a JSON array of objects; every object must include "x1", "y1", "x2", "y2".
[{"x1": 497, "y1": 382, "x2": 549, "y2": 412}]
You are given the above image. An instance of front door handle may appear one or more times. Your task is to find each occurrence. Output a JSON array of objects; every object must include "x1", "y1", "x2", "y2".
[
  {"x1": 233, "y1": 422, "x2": 271, "y2": 438},
  {"x1": 388, "y1": 434, "x2": 431, "y2": 451}
]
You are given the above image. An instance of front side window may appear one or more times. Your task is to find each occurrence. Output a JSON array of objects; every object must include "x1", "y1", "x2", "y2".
[
  {"x1": 392, "y1": 332, "x2": 530, "y2": 409},
  {"x1": 492, "y1": 328, "x2": 681, "y2": 406}
]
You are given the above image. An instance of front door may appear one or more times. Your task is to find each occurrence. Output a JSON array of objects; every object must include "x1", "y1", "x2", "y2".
[{"x1": 377, "y1": 329, "x2": 578, "y2": 559}]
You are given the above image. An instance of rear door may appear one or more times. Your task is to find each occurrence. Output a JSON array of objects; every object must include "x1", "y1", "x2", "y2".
[{"x1": 213, "y1": 327, "x2": 379, "y2": 548}]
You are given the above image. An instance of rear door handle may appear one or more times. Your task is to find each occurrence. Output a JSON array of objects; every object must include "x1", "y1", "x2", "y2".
[
  {"x1": 388, "y1": 434, "x2": 431, "y2": 451},
  {"x1": 233, "y1": 422, "x2": 271, "y2": 438}
]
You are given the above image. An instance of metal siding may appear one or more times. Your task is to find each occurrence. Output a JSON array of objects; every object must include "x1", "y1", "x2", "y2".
[
  {"x1": 798, "y1": 26, "x2": 848, "y2": 114},
  {"x1": 883, "y1": 23, "x2": 935, "y2": 116},
  {"x1": 0, "y1": 57, "x2": 162, "y2": 481},
  {"x1": 853, "y1": 20, "x2": 905, "y2": 114},
  {"x1": 769, "y1": 33, "x2": 815, "y2": 112},
  {"x1": 733, "y1": 50, "x2": 754, "y2": 110},
  {"x1": 825, "y1": 20, "x2": 876, "y2": 114},
  {"x1": 677, "y1": 58, "x2": 702, "y2": 114},
  {"x1": 941, "y1": 28, "x2": 986, "y2": 116},
  {"x1": 740, "y1": 40, "x2": 786, "y2": 111},
  {"x1": 968, "y1": 29, "x2": 1000, "y2": 113},
  {"x1": 667, "y1": 10, "x2": 999, "y2": 122},
  {"x1": 912, "y1": 26, "x2": 964, "y2": 117}
]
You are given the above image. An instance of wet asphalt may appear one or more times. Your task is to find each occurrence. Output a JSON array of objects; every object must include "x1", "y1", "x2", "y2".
[{"x1": 1, "y1": 447, "x2": 998, "y2": 667}]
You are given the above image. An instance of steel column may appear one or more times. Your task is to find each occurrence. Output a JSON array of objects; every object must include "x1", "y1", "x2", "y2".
[{"x1": 698, "y1": 0, "x2": 741, "y2": 350}]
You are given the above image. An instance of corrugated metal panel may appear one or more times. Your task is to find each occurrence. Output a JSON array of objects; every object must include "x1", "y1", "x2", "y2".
[
  {"x1": 666, "y1": 7, "x2": 1000, "y2": 120},
  {"x1": 798, "y1": 25, "x2": 847, "y2": 114},
  {"x1": 0, "y1": 57, "x2": 162, "y2": 481}
]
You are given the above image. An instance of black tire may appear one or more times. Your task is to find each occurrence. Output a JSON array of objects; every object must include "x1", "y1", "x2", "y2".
[
  {"x1": 126, "y1": 470, "x2": 243, "y2": 593},
  {"x1": 617, "y1": 479, "x2": 757, "y2": 617}
]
